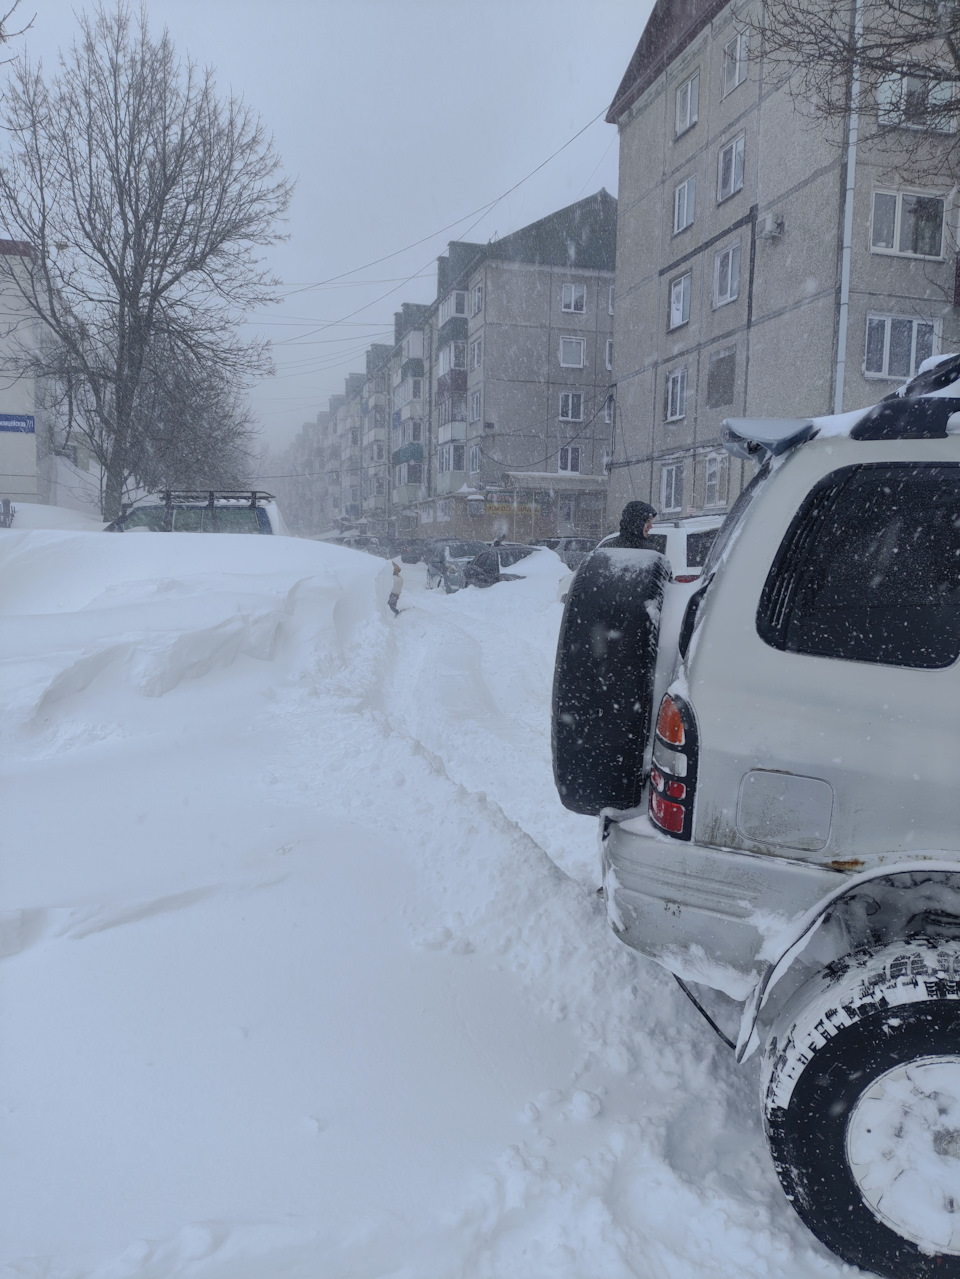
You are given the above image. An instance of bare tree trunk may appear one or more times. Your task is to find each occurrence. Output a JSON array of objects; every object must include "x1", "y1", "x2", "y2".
[{"x1": 0, "y1": 3, "x2": 292, "y2": 517}]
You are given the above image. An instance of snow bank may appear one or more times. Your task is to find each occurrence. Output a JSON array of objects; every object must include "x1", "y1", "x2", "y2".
[{"x1": 0, "y1": 531, "x2": 851, "y2": 1278}]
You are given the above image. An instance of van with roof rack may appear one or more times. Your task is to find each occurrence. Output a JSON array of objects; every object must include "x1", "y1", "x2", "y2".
[
  {"x1": 105, "y1": 490, "x2": 287, "y2": 535},
  {"x1": 552, "y1": 352, "x2": 960, "y2": 1279}
]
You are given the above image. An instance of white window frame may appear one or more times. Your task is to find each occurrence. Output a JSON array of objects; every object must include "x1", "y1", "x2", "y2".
[
  {"x1": 561, "y1": 282, "x2": 586, "y2": 313},
  {"x1": 704, "y1": 452, "x2": 727, "y2": 508},
  {"x1": 604, "y1": 393, "x2": 614, "y2": 424},
  {"x1": 605, "y1": 338, "x2": 613, "y2": 371},
  {"x1": 713, "y1": 241, "x2": 741, "y2": 307},
  {"x1": 558, "y1": 445, "x2": 581, "y2": 474},
  {"x1": 472, "y1": 283, "x2": 483, "y2": 315},
  {"x1": 669, "y1": 272, "x2": 691, "y2": 329},
  {"x1": 877, "y1": 71, "x2": 956, "y2": 132},
  {"x1": 871, "y1": 189, "x2": 945, "y2": 259},
  {"x1": 721, "y1": 30, "x2": 748, "y2": 96},
  {"x1": 674, "y1": 173, "x2": 697, "y2": 233},
  {"x1": 560, "y1": 336, "x2": 585, "y2": 368},
  {"x1": 661, "y1": 461, "x2": 684, "y2": 513},
  {"x1": 608, "y1": 285, "x2": 615, "y2": 315},
  {"x1": 469, "y1": 443, "x2": 481, "y2": 473},
  {"x1": 718, "y1": 134, "x2": 745, "y2": 202},
  {"x1": 559, "y1": 391, "x2": 583, "y2": 421},
  {"x1": 438, "y1": 291, "x2": 467, "y2": 324},
  {"x1": 864, "y1": 313, "x2": 939, "y2": 379},
  {"x1": 666, "y1": 367, "x2": 687, "y2": 421},
  {"x1": 676, "y1": 69, "x2": 700, "y2": 134},
  {"x1": 469, "y1": 388, "x2": 482, "y2": 422},
  {"x1": 470, "y1": 337, "x2": 483, "y2": 370}
]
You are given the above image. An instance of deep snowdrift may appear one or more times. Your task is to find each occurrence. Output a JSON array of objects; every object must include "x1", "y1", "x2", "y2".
[{"x1": 0, "y1": 530, "x2": 852, "y2": 1277}]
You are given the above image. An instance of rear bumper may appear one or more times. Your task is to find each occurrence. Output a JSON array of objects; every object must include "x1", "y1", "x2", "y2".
[{"x1": 601, "y1": 815, "x2": 845, "y2": 1001}]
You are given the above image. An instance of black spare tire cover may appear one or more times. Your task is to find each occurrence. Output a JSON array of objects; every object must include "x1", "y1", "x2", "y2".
[{"x1": 552, "y1": 547, "x2": 669, "y2": 815}]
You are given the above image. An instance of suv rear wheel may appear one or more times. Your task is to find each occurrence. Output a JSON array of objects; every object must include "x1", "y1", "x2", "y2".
[{"x1": 762, "y1": 939, "x2": 960, "y2": 1277}]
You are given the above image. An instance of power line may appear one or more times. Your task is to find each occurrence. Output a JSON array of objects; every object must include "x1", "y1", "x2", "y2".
[{"x1": 274, "y1": 103, "x2": 611, "y2": 303}]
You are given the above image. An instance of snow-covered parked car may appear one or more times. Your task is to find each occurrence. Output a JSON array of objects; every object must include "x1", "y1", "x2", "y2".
[
  {"x1": 105, "y1": 490, "x2": 287, "y2": 535},
  {"x1": 552, "y1": 352, "x2": 960, "y2": 1278},
  {"x1": 462, "y1": 543, "x2": 546, "y2": 589},
  {"x1": 422, "y1": 538, "x2": 489, "y2": 592}
]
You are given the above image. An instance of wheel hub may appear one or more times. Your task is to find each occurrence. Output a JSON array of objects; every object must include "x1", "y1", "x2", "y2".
[{"x1": 847, "y1": 1056, "x2": 960, "y2": 1255}]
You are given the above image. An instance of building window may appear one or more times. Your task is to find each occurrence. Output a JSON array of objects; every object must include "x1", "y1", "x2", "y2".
[
  {"x1": 559, "y1": 445, "x2": 581, "y2": 473},
  {"x1": 704, "y1": 452, "x2": 727, "y2": 507},
  {"x1": 721, "y1": 30, "x2": 748, "y2": 96},
  {"x1": 469, "y1": 444, "x2": 481, "y2": 473},
  {"x1": 438, "y1": 443, "x2": 466, "y2": 473},
  {"x1": 438, "y1": 397, "x2": 466, "y2": 426},
  {"x1": 669, "y1": 272, "x2": 691, "y2": 329},
  {"x1": 674, "y1": 174, "x2": 697, "y2": 233},
  {"x1": 375, "y1": 475, "x2": 384, "y2": 496},
  {"x1": 437, "y1": 341, "x2": 467, "y2": 375},
  {"x1": 411, "y1": 378, "x2": 422, "y2": 399},
  {"x1": 718, "y1": 134, "x2": 745, "y2": 201},
  {"x1": 604, "y1": 393, "x2": 614, "y2": 424},
  {"x1": 350, "y1": 428, "x2": 359, "y2": 447},
  {"x1": 559, "y1": 391, "x2": 583, "y2": 421},
  {"x1": 411, "y1": 420, "x2": 422, "y2": 442},
  {"x1": 470, "y1": 337, "x2": 483, "y2": 370},
  {"x1": 706, "y1": 348, "x2": 736, "y2": 408},
  {"x1": 605, "y1": 338, "x2": 613, "y2": 370},
  {"x1": 864, "y1": 314, "x2": 937, "y2": 378},
  {"x1": 714, "y1": 241, "x2": 741, "y2": 307},
  {"x1": 666, "y1": 368, "x2": 687, "y2": 421},
  {"x1": 676, "y1": 69, "x2": 699, "y2": 134},
  {"x1": 561, "y1": 282, "x2": 586, "y2": 313},
  {"x1": 473, "y1": 283, "x2": 483, "y2": 314},
  {"x1": 661, "y1": 462, "x2": 684, "y2": 513},
  {"x1": 560, "y1": 336, "x2": 585, "y2": 367},
  {"x1": 375, "y1": 442, "x2": 384, "y2": 461},
  {"x1": 438, "y1": 291, "x2": 467, "y2": 324},
  {"x1": 608, "y1": 285, "x2": 615, "y2": 315},
  {"x1": 871, "y1": 190, "x2": 944, "y2": 258},
  {"x1": 469, "y1": 389, "x2": 482, "y2": 422},
  {"x1": 877, "y1": 72, "x2": 955, "y2": 131}
]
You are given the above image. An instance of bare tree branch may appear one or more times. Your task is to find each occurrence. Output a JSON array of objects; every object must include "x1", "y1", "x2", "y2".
[{"x1": 0, "y1": 1, "x2": 292, "y2": 516}]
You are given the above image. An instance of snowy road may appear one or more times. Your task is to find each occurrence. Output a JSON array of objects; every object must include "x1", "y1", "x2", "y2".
[{"x1": 0, "y1": 531, "x2": 853, "y2": 1277}]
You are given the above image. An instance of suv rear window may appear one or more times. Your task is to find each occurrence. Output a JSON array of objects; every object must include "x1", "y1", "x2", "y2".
[
  {"x1": 757, "y1": 463, "x2": 960, "y2": 669},
  {"x1": 686, "y1": 529, "x2": 719, "y2": 568}
]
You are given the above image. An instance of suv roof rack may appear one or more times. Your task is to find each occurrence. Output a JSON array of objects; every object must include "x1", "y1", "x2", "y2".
[{"x1": 151, "y1": 490, "x2": 275, "y2": 505}]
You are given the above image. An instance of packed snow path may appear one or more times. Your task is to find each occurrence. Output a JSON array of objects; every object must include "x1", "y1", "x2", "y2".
[{"x1": 0, "y1": 531, "x2": 853, "y2": 1277}]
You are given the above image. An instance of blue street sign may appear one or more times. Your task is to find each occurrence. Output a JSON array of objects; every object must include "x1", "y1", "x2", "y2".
[{"x1": 0, "y1": 415, "x2": 34, "y2": 433}]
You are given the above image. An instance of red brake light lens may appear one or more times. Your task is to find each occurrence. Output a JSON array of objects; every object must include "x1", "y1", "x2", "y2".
[{"x1": 650, "y1": 792, "x2": 684, "y2": 833}]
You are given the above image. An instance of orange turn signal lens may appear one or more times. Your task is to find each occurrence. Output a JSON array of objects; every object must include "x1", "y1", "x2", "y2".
[{"x1": 656, "y1": 695, "x2": 686, "y2": 747}]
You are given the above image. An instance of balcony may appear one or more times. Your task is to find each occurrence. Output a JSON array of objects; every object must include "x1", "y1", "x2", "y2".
[
  {"x1": 392, "y1": 442, "x2": 423, "y2": 467},
  {"x1": 438, "y1": 421, "x2": 466, "y2": 445},
  {"x1": 436, "y1": 469, "x2": 468, "y2": 496}
]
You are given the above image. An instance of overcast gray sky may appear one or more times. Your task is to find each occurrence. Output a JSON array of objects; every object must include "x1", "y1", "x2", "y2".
[{"x1": 19, "y1": 0, "x2": 652, "y2": 453}]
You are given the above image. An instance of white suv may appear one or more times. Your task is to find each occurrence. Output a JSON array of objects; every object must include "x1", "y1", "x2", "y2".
[
  {"x1": 553, "y1": 356, "x2": 960, "y2": 1278},
  {"x1": 643, "y1": 515, "x2": 723, "y2": 581}
]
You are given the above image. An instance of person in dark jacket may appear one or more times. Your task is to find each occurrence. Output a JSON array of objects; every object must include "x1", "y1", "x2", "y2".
[{"x1": 606, "y1": 500, "x2": 658, "y2": 548}]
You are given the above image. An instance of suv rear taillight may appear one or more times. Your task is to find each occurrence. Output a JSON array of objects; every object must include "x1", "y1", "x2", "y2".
[{"x1": 649, "y1": 693, "x2": 699, "y2": 840}]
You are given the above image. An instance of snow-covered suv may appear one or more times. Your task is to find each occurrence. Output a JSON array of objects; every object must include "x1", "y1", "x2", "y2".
[
  {"x1": 553, "y1": 354, "x2": 960, "y2": 1279},
  {"x1": 105, "y1": 490, "x2": 286, "y2": 535}
]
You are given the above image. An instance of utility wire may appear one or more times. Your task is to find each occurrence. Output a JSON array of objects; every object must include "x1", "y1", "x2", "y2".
[{"x1": 275, "y1": 103, "x2": 611, "y2": 302}]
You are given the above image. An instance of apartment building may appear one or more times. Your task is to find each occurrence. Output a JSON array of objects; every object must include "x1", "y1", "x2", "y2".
[
  {"x1": 420, "y1": 192, "x2": 615, "y2": 541},
  {"x1": 288, "y1": 192, "x2": 617, "y2": 542},
  {"x1": 605, "y1": 0, "x2": 959, "y2": 519},
  {"x1": 0, "y1": 240, "x2": 45, "y2": 507}
]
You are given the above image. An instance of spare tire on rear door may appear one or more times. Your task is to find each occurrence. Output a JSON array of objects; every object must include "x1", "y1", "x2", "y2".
[{"x1": 552, "y1": 547, "x2": 669, "y2": 815}]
